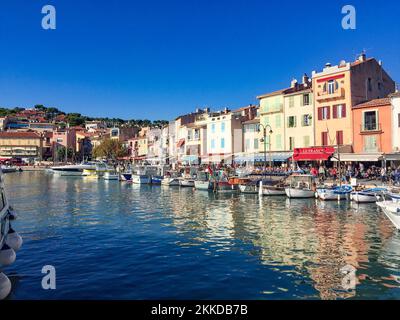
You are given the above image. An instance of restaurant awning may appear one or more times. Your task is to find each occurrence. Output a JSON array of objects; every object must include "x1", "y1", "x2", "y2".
[
  {"x1": 331, "y1": 153, "x2": 383, "y2": 162},
  {"x1": 382, "y1": 153, "x2": 400, "y2": 161},
  {"x1": 176, "y1": 139, "x2": 185, "y2": 148},
  {"x1": 181, "y1": 155, "x2": 199, "y2": 163},
  {"x1": 292, "y1": 147, "x2": 335, "y2": 161},
  {"x1": 235, "y1": 152, "x2": 292, "y2": 163},
  {"x1": 202, "y1": 153, "x2": 232, "y2": 163}
]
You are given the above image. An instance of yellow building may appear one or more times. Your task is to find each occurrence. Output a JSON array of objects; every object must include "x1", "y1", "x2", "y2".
[
  {"x1": 284, "y1": 75, "x2": 314, "y2": 150},
  {"x1": 0, "y1": 131, "x2": 44, "y2": 159}
]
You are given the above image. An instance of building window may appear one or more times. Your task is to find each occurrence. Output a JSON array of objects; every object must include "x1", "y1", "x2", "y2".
[
  {"x1": 289, "y1": 137, "x2": 295, "y2": 150},
  {"x1": 336, "y1": 131, "x2": 343, "y2": 145},
  {"x1": 364, "y1": 135, "x2": 378, "y2": 152},
  {"x1": 254, "y1": 138, "x2": 259, "y2": 150},
  {"x1": 211, "y1": 139, "x2": 215, "y2": 149},
  {"x1": 321, "y1": 132, "x2": 328, "y2": 146},
  {"x1": 289, "y1": 96, "x2": 294, "y2": 108},
  {"x1": 275, "y1": 114, "x2": 281, "y2": 128},
  {"x1": 211, "y1": 124, "x2": 216, "y2": 133},
  {"x1": 368, "y1": 78, "x2": 372, "y2": 92},
  {"x1": 363, "y1": 111, "x2": 378, "y2": 131},
  {"x1": 327, "y1": 80, "x2": 338, "y2": 94},
  {"x1": 221, "y1": 123, "x2": 225, "y2": 133},
  {"x1": 303, "y1": 94, "x2": 310, "y2": 106},
  {"x1": 287, "y1": 116, "x2": 296, "y2": 128},
  {"x1": 318, "y1": 107, "x2": 330, "y2": 120},
  {"x1": 245, "y1": 139, "x2": 250, "y2": 151},
  {"x1": 303, "y1": 136, "x2": 310, "y2": 147},
  {"x1": 398, "y1": 114, "x2": 400, "y2": 128},
  {"x1": 302, "y1": 114, "x2": 311, "y2": 126},
  {"x1": 276, "y1": 134, "x2": 282, "y2": 150},
  {"x1": 333, "y1": 104, "x2": 346, "y2": 119},
  {"x1": 221, "y1": 138, "x2": 225, "y2": 149}
]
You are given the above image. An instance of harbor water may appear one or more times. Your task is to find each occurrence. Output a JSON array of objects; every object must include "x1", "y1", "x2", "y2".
[{"x1": 3, "y1": 172, "x2": 400, "y2": 299}]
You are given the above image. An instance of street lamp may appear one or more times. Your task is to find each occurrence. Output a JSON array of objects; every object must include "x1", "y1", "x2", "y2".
[{"x1": 258, "y1": 124, "x2": 273, "y2": 174}]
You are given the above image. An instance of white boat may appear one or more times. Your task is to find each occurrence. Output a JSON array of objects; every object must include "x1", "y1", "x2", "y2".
[
  {"x1": 285, "y1": 175, "x2": 316, "y2": 199},
  {"x1": 258, "y1": 180, "x2": 286, "y2": 196},
  {"x1": 180, "y1": 179, "x2": 195, "y2": 187},
  {"x1": 50, "y1": 162, "x2": 96, "y2": 176},
  {"x1": 316, "y1": 185, "x2": 353, "y2": 201},
  {"x1": 161, "y1": 177, "x2": 180, "y2": 186},
  {"x1": 131, "y1": 174, "x2": 151, "y2": 184},
  {"x1": 376, "y1": 201, "x2": 400, "y2": 230},
  {"x1": 194, "y1": 180, "x2": 211, "y2": 191},
  {"x1": 0, "y1": 168, "x2": 23, "y2": 300},
  {"x1": 0, "y1": 166, "x2": 16, "y2": 173},
  {"x1": 239, "y1": 183, "x2": 258, "y2": 194},
  {"x1": 103, "y1": 172, "x2": 119, "y2": 180},
  {"x1": 351, "y1": 188, "x2": 387, "y2": 203}
]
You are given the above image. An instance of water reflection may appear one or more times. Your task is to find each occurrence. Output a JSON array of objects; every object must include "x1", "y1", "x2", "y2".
[{"x1": 4, "y1": 172, "x2": 400, "y2": 299}]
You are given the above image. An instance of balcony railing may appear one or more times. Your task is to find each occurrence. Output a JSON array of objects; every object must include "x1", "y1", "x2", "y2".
[
  {"x1": 361, "y1": 123, "x2": 382, "y2": 133},
  {"x1": 316, "y1": 87, "x2": 345, "y2": 101}
]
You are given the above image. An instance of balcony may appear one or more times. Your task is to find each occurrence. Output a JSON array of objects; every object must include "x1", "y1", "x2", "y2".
[
  {"x1": 316, "y1": 87, "x2": 345, "y2": 102},
  {"x1": 360, "y1": 123, "x2": 382, "y2": 134},
  {"x1": 260, "y1": 104, "x2": 283, "y2": 115}
]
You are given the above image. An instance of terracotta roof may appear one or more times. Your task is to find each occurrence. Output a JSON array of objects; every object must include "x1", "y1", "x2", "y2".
[
  {"x1": 390, "y1": 91, "x2": 400, "y2": 98},
  {"x1": 243, "y1": 118, "x2": 260, "y2": 125},
  {"x1": 353, "y1": 97, "x2": 391, "y2": 109},
  {"x1": 0, "y1": 131, "x2": 41, "y2": 139},
  {"x1": 257, "y1": 87, "x2": 291, "y2": 99}
]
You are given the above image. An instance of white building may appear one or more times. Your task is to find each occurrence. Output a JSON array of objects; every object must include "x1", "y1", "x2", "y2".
[{"x1": 391, "y1": 92, "x2": 400, "y2": 152}]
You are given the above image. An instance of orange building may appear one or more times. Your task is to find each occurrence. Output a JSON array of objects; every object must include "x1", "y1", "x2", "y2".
[
  {"x1": 352, "y1": 98, "x2": 392, "y2": 154},
  {"x1": 312, "y1": 53, "x2": 395, "y2": 150}
]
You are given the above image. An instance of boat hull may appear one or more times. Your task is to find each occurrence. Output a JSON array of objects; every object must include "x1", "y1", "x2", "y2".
[
  {"x1": 103, "y1": 173, "x2": 119, "y2": 180},
  {"x1": 377, "y1": 201, "x2": 400, "y2": 230},
  {"x1": 131, "y1": 175, "x2": 151, "y2": 184},
  {"x1": 180, "y1": 180, "x2": 195, "y2": 187},
  {"x1": 239, "y1": 184, "x2": 258, "y2": 194},
  {"x1": 161, "y1": 178, "x2": 180, "y2": 186},
  {"x1": 351, "y1": 192, "x2": 377, "y2": 203},
  {"x1": 195, "y1": 181, "x2": 211, "y2": 190},
  {"x1": 120, "y1": 173, "x2": 132, "y2": 181},
  {"x1": 285, "y1": 187, "x2": 315, "y2": 198},
  {"x1": 261, "y1": 186, "x2": 286, "y2": 196}
]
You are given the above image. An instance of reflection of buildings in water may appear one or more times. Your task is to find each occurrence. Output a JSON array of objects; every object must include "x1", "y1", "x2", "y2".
[{"x1": 377, "y1": 234, "x2": 400, "y2": 289}]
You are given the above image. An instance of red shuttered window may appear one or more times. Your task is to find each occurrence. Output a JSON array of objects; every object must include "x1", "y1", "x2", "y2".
[
  {"x1": 336, "y1": 131, "x2": 343, "y2": 145},
  {"x1": 322, "y1": 132, "x2": 328, "y2": 146}
]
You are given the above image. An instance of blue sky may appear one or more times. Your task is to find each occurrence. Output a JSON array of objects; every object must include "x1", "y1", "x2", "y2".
[{"x1": 0, "y1": 0, "x2": 399, "y2": 120}]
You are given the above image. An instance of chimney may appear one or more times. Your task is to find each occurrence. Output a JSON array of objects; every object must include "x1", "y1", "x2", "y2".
[
  {"x1": 291, "y1": 78, "x2": 298, "y2": 88},
  {"x1": 302, "y1": 73, "x2": 309, "y2": 85},
  {"x1": 358, "y1": 52, "x2": 366, "y2": 62},
  {"x1": 325, "y1": 62, "x2": 332, "y2": 68}
]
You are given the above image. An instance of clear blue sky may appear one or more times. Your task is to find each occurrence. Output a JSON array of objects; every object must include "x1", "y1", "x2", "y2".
[{"x1": 0, "y1": 0, "x2": 399, "y2": 120}]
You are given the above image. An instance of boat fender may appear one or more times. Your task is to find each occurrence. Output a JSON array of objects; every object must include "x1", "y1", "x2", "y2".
[
  {"x1": 0, "y1": 244, "x2": 16, "y2": 267},
  {"x1": 0, "y1": 272, "x2": 11, "y2": 300},
  {"x1": 5, "y1": 227, "x2": 23, "y2": 252}
]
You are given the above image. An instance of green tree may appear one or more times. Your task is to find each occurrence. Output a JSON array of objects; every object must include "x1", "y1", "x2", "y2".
[
  {"x1": 92, "y1": 138, "x2": 128, "y2": 160},
  {"x1": 56, "y1": 146, "x2": 74, "y2": 162},
  {"x1": 65, "y1": 113, "x2": 86, "y2": 127}
]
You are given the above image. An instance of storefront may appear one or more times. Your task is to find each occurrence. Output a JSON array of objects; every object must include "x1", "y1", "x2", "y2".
[
  {"x1": 234, "y1": 152, "x2": 292, "y2": 165},
  {"x1": 292, "y1": 147, "x2": 335, "y2": 162}
]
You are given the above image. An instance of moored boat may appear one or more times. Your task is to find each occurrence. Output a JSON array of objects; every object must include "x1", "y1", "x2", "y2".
[
  {"x1": 180, "y1": 179, "x2": 195, "y2": 187},
  {"x1": 131, "y1": 174, "x2": 151, "y2": 184},
  {"x1": 161, "y1": 177, "x2": 180, "y2": 186},
  {"x1": 376, "y1": 201, "x2": 400, "y2": 230},
  {"x1": 103, "y1": 171, "x2": 119, "y2": 180},
  {"x1": 316, "y1": 185, "x2": 353, "y2": 201},
  {"x1": 151, "y1": 176, "x2": 163, "y2": 185},
  {"x1": 50, "y1": 162, "x2": 96, "y2": 176},
  {"x1": 351, "y1": 187, "x2": 387, "y2": 203},
  {"x1": 285, "y1": 174, "x2": 316, "y2": 199}
]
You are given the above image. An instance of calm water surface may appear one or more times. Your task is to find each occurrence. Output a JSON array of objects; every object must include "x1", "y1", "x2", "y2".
[{"x1": 3, "y1": 172, "x2": 400, "y2": 299}]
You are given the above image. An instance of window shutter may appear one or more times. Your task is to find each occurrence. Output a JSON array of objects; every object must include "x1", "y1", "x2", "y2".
[
  {"x1": 342, "y1": 105, "x2": 346, "y2": 118},
  {"x1": 333, "y1": 105, "x2": 337, "y2": 119},
  {"x1": 327, "y1": 107, "x2": 330, "y2": 119},
  {"x1": 318, "y1": 108, "x2": 322, "y2": 120}
]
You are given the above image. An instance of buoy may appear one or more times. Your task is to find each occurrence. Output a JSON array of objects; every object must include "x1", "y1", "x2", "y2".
[
  {"x1": 0, "y1": 244, "x2": 16, "y2": 267},
  {"x1": 5, "y1": 228, "x2": 23, "y2": 252},
  {"x1": 0, "y1": 272, "x2": 11, "y2": 300}
]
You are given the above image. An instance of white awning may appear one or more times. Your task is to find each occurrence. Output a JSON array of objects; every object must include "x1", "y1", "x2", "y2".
[
  {"x1": 383, "y1": 153, "x2": 400, "y2": 161},
  {"x1": 332, "y1": 153, "x2": 383, "y2": 162}
]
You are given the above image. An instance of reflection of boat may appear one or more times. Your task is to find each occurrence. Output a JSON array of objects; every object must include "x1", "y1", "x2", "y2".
[
  {"x1": 376, "y1": 201, "x2": 400, "y2": 230},
  {"x1": 351, "y1": 188, "x2": 387, "y2": 203},
  {"x1": 317, "y1": 185, "x2": 353, "y2": 201},
  {"x1": 50, "y1": 163, "x2": 96, "y2": 176},
  {"x1": 0, "y1": 169, "x2": 23, "y2": 299},
  {"x1": 285, "y1": 175, "x2": 316, "y2": 198}
]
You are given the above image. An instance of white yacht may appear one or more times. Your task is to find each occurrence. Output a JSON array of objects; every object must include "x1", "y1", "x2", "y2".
[
  {"x1": 50, "y1": 162, "x2": 97, "y2": 176},
  {"x1": 285, "y1": 174, "x2": 316, "y2": 199}
]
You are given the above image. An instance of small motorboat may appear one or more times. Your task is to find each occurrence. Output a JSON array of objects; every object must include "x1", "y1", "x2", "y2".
[
  {"x1": 285, "y1": 174, "x2": 316, "y2": 199},
  {"x1": 161, "y1": 177, "x2": 180, "y2": 186},
  {"x1": 317, "y1": 185, "x2": 353, "y2": 201},
  {"x1": 351, "y1": 187, "x2": 387, "y2": 203},
  {"x1": 103, "y1": 171, "x2": 119, "y2": 180},
  {"x1": 82, "y1": 169, "x2": 99, "y2": 179},
  {"x1": 239, "y1": 180, "x2": 259, "y2": 194},
  {"x1": 194, "y1": 180, "x2": 211, "y2": 190},
  {"x1": 131, "y1": 174, "x2": 151, "y2": 184},
  {"x1": 180, "y1": 179, "x2": 195, "y2": 188},
  {"x1": 120, "y1": 172, "x2": 132, "y2": 181},
  {"x1": 376, "y1": 200, "x2": 400, "y2": 230},
  {"x1": 259, "y1": 180, "x2": 286, "y2": 196},
  {"x1": 151, "y1": 176, "x2": 163, "y2": 185}
]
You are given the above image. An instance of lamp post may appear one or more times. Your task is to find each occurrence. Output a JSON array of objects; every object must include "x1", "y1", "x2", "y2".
[{"x1": 258, "y1": 124, "x2": 273, "y2": 174}]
